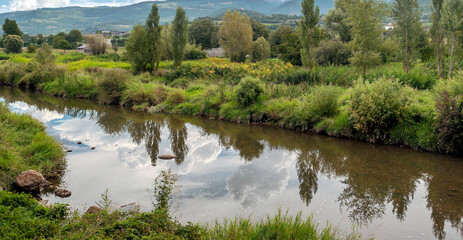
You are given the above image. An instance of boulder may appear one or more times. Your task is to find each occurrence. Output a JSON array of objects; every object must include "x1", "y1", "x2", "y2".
[
  {"x1": 14, "y1": 170, "x2": 51, "y2": 191},
  {"x1": 86, "y1": 206, "x2": 102, "y2": 214},
  {"x1": 158, "y1": 154, "x2": 176, "y2": 160},
  {"x1": 54, "y1": 188, "x2": 72, "y2": 198}
]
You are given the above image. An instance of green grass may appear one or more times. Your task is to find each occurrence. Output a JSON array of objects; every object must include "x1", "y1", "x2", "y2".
[{"x1": 0, "y1": 102, "x2": 65, "y2": 190}]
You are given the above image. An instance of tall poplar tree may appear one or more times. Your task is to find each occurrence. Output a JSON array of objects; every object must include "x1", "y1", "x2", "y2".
[
  {"x1": 392, "y1": 0, "x2": 422, "y2": 73},
  {"x1": 441, "y1": 0, "x2": 463, "y2": 78},
  {"x1": 298, "y1": 0, "x2": 320, "y2": 71},
  {"x1": 146, "y1": 4, "x2": 162, "y2": 71},
  {"x1": 346, "y1": 0, "x2": 386, "y2": 76},
  {"x1": 431, "y1": 0, "x2": 445, "y2": 78},
  {"x1": 171, "y1": 7, "x2": 189, "y2": 67}
]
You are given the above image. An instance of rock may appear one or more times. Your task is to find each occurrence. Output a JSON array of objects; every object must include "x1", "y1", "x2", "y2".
[
  {"x1": 158, "y1": 154, "x2": 176, "y2": 160},
  {"x1": 91, "y1": 147, "x2": 96, "y2": 150},
  {"x1": 54, "y1": 188, "x2": 72, "y2": 198},
  {"x1": 14, "y1": 170, "x2": 51, "y2": 191},
  {"x1": 120, "y1": 202, "x2": 139, "y2": 212},
  {"x1": 86, "y1": 206, "x2": 102, "y2": 214},
  {"x1": 67, "y1": 149, "x2": 73, "y2": 152},
  {"x1": 77, "y1": 141, "x2": 82, "y2": 144}
]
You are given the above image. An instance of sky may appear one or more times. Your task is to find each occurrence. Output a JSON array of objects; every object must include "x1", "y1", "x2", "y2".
[{"x1": 0, "y1": 0, "x2": 158, "y2": 13}]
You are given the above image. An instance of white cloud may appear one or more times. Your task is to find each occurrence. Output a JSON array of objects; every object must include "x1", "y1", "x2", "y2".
[{"x1": 9, "y1": 0, "x2": 71, "y2": 11}]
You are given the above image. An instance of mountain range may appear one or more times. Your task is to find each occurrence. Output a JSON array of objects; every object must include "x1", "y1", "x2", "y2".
[
  {"x1": 0, "y1": 0, "x2": 431, "y2": 35},
  {"x1": 0, "y1": 0, "x2": 335, "y2": 35}
]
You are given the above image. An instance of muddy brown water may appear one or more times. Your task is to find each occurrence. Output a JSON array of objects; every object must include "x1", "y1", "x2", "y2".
[{"x1": 2, "y1": 87, "x2": 463, "y2": 240}]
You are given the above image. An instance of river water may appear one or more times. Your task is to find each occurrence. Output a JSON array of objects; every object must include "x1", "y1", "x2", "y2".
[{"x1": 2, "y1": 87, "x2": 463, "y2": 240}]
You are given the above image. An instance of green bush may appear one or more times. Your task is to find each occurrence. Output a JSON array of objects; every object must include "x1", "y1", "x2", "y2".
[
  {"x1": 3, "y1": 35, "x2": 23, "y2": 54},
  {"x1": 167, "y1": 89, "x2": 186, "y2": 105},
  {"x1": 307, "y1": 85, "x2": 343, "y2": 122},
  {"x1": 314, "y1": 40, "x2": 352, "y2": 66},
  {"x1": 26, "y1": 45, "x2": 37, "y2": 54},
  {"x1": 349, "y1": 78, "x2": 411, "y2": 142},
  {"x1": 122, "y1": 83, "x2": 167, "y2": 106},
  {"x1": 184, "y1": 44, "x2": 207, "y2": 60},
  {"x1": 236, "y1": 77, "x2": 263, "y2": 107},
  {"x1": 434, "y1": 74, "x2": 463, "y2": 155},
  {"x1": 252, "y1": 37, "x2": 271, "y2": 62},
  {"x1": 276, "y1": 68, "x2": 319, "y2": 85},
  {"x1": 97, "y1": 68, "x2": 131, "y2": 104}
]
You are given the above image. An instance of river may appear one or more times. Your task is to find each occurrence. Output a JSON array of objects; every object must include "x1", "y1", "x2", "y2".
[{"x1": 2, "y1": 87, "x2": 463, "y2": 240}]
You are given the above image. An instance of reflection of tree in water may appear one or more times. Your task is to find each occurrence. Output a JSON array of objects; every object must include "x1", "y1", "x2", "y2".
[
  {"x1": 167, "y1": 117, "x2": 188, "y2": 165},
  {"x1": 425, "y1": 172, "x2": 463, "y2": 240},
  {"x1": 126, "y1": 120, "x2": 163, "y2": 166},
  {"x1": 96, "y1": 111, "x2": 128, "y2": 135},
  {"x1": 296, "y1": 150, "x2": 320, "y2": 205}
]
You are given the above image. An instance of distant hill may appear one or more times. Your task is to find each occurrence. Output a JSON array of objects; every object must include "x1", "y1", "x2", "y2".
[
  {"x1": 271, "y1": 0, "x2": 335, "y2": 15},
  {"x1": 0, "y1": 0, "x2": 279, "y2": 35},
  {"x1": 0, "y1": 0, "x2": 433, "y2": 35}
]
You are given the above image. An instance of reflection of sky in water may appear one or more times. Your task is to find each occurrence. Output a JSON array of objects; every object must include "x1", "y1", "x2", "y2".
[{"x1": 5, "y1": 99, "x2": 463, "y2": 240}]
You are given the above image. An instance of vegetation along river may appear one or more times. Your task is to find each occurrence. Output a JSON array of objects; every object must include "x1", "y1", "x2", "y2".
[{"x1": 2, "y1": 87, "x2": 463, "y2": 240}]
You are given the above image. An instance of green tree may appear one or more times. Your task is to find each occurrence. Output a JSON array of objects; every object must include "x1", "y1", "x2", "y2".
[
  {"x1": 52, "y1": 36, "x2": 65, "y2": 49},
  {"x1": 171, "y1": 7, "x2": 189, "y2": 67},
  {"x1": 69, "y1": 30, "x2": 83, "y2": 42},
  {"x1": 146, "y1": 3, "x2": 162, "y2": 71},
  {"x1": 86, "y1": 34, "x2": 107, "y2": 55},
  {"x1": 270, "y1": 25, "x2": 295, "y2": 57},
  {"x1": 161, "y1": 24, "x2": 173, "y2": 60},
  {"x1": 251, "y1": 20, "x2": 270, "y2": 41},
  {"x1": 431, "y1": 0, "x2": 445, "y2": 78},
  {"x1": 277, "y1": 27, "x2": 302, "y2": 66},
  {"x1": 218, "y1": 11, "x2": 253, "y2": 62},
  {"x1": 188, "y1": 18, "x2": 218, "y2": 49},
  {"x1": 441, "y1": 0, "x2": 463, "y2": 78},
  {"x1": 35, "y1": 43, "x2": 55, "y2": 66},
  {"x1": 324, "y1": 0, "x2": 352, "y2": 42},
  {"x1": 3, "y1": 35, "x2": 23, "y2": 53},
  {"x1": 55, "y1": 39, "x2": 71, "y2": 53},
  {"x1": 252, "y1": 37, "x2": 270, "y2": 62},
  {"x1": 392, "y1": 0, "x2": 422, "y2": 73},
  {"x1": 298, "y1": 0, "x2": 320, "y2": 70},
  {"x1": 346, "y1": 0, "x2": 386, "y2": 75},
  {"x1": 2, "y1": 18, "x2": 21, "y2": 37},
  {"x1": 126, "y1": 24, "x2": 150, "y2": 73}
]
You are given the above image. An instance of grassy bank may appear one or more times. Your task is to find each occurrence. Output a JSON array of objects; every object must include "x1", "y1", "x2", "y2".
[
  {"x1": 0, "y1": 102, "x2": 65, "y2": 190},
  {"x1": 0, "y1": 52, "x2": 462, "y2": 156}
]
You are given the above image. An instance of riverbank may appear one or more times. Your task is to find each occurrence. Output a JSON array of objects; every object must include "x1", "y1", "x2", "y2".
[
  {"x1": 0, "y1": 102, "x2": 65, "y2": 190},
  {"x1": 0, "y1": 53, "x2": 461, "y2": 156}
]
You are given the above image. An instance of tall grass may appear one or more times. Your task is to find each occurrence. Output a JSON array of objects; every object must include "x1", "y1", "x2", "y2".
[{"x1": 0, "y1": 102, "x2": 65, "y2": 190}]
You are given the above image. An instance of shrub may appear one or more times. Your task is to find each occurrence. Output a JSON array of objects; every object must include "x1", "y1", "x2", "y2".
[
  {"x1": 3, "y1": 35, "x2": 23, "y2": 54},
  {"x1": 349, "y1": 78, "x2": 410, "y2": 142},
  {"x1": 184, "y1": 44, "x2": 207, "y2": 60},
  {"x1": 314, "y1": 40, "x2": 352, "y2": 66},
  {"x1": 307, "y1": 85, "x2": 343, "y2": 122},
  {"x1": 167, "y1": 89, "x2": 186, "y2": 105},
  {"x1": 122, "y1": 83, "x2": 167, "y2": 106},
  {"x1": 252, "y1": 37, "x2": 271, "y2": 62},
  {"x1": 235, "y1": 77, "x2": 263, "y2": 107},
  {"x1": 276, "y1": 68, "x2": 319, "y2": 85},
  {"x1": 97, "y1": 68, "x2": 131, "y2": 104},
  {"x1": 26, "y1": 45, "x2": 37, "y2": 54},
  {"x1": 86, "y1": 34, "x2": 107, "y2": 55},
  {"x1": 435, "y1": 74, "x2": 463, "y2": 155}
]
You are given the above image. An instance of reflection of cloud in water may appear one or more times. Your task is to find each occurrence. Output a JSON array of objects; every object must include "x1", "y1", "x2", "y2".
[
  {"x1": 9, "y1": 102, "x2": 64, "y2": 123},
  {"x1": 53, "y1": 118, "x2": 138, "y2": 152},
  {"x1": 172, "y1": 125, "x2": 223, "y2": 175},
  {"x1": 226, "y1": 150, "x2": 296, "y2": 207},
  {"x1": 118, "y1": 145, "x2": 151, "y2": 169}
]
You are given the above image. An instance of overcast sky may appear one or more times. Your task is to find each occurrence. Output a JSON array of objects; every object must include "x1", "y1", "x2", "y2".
[{"x1": 0, "y1": 0, "x2": 158, "y2": 13}]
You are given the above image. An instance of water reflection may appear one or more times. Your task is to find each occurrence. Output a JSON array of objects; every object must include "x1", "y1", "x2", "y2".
[{"x1": 2, "y1": 87, "x2": 463, "y2": 239}]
